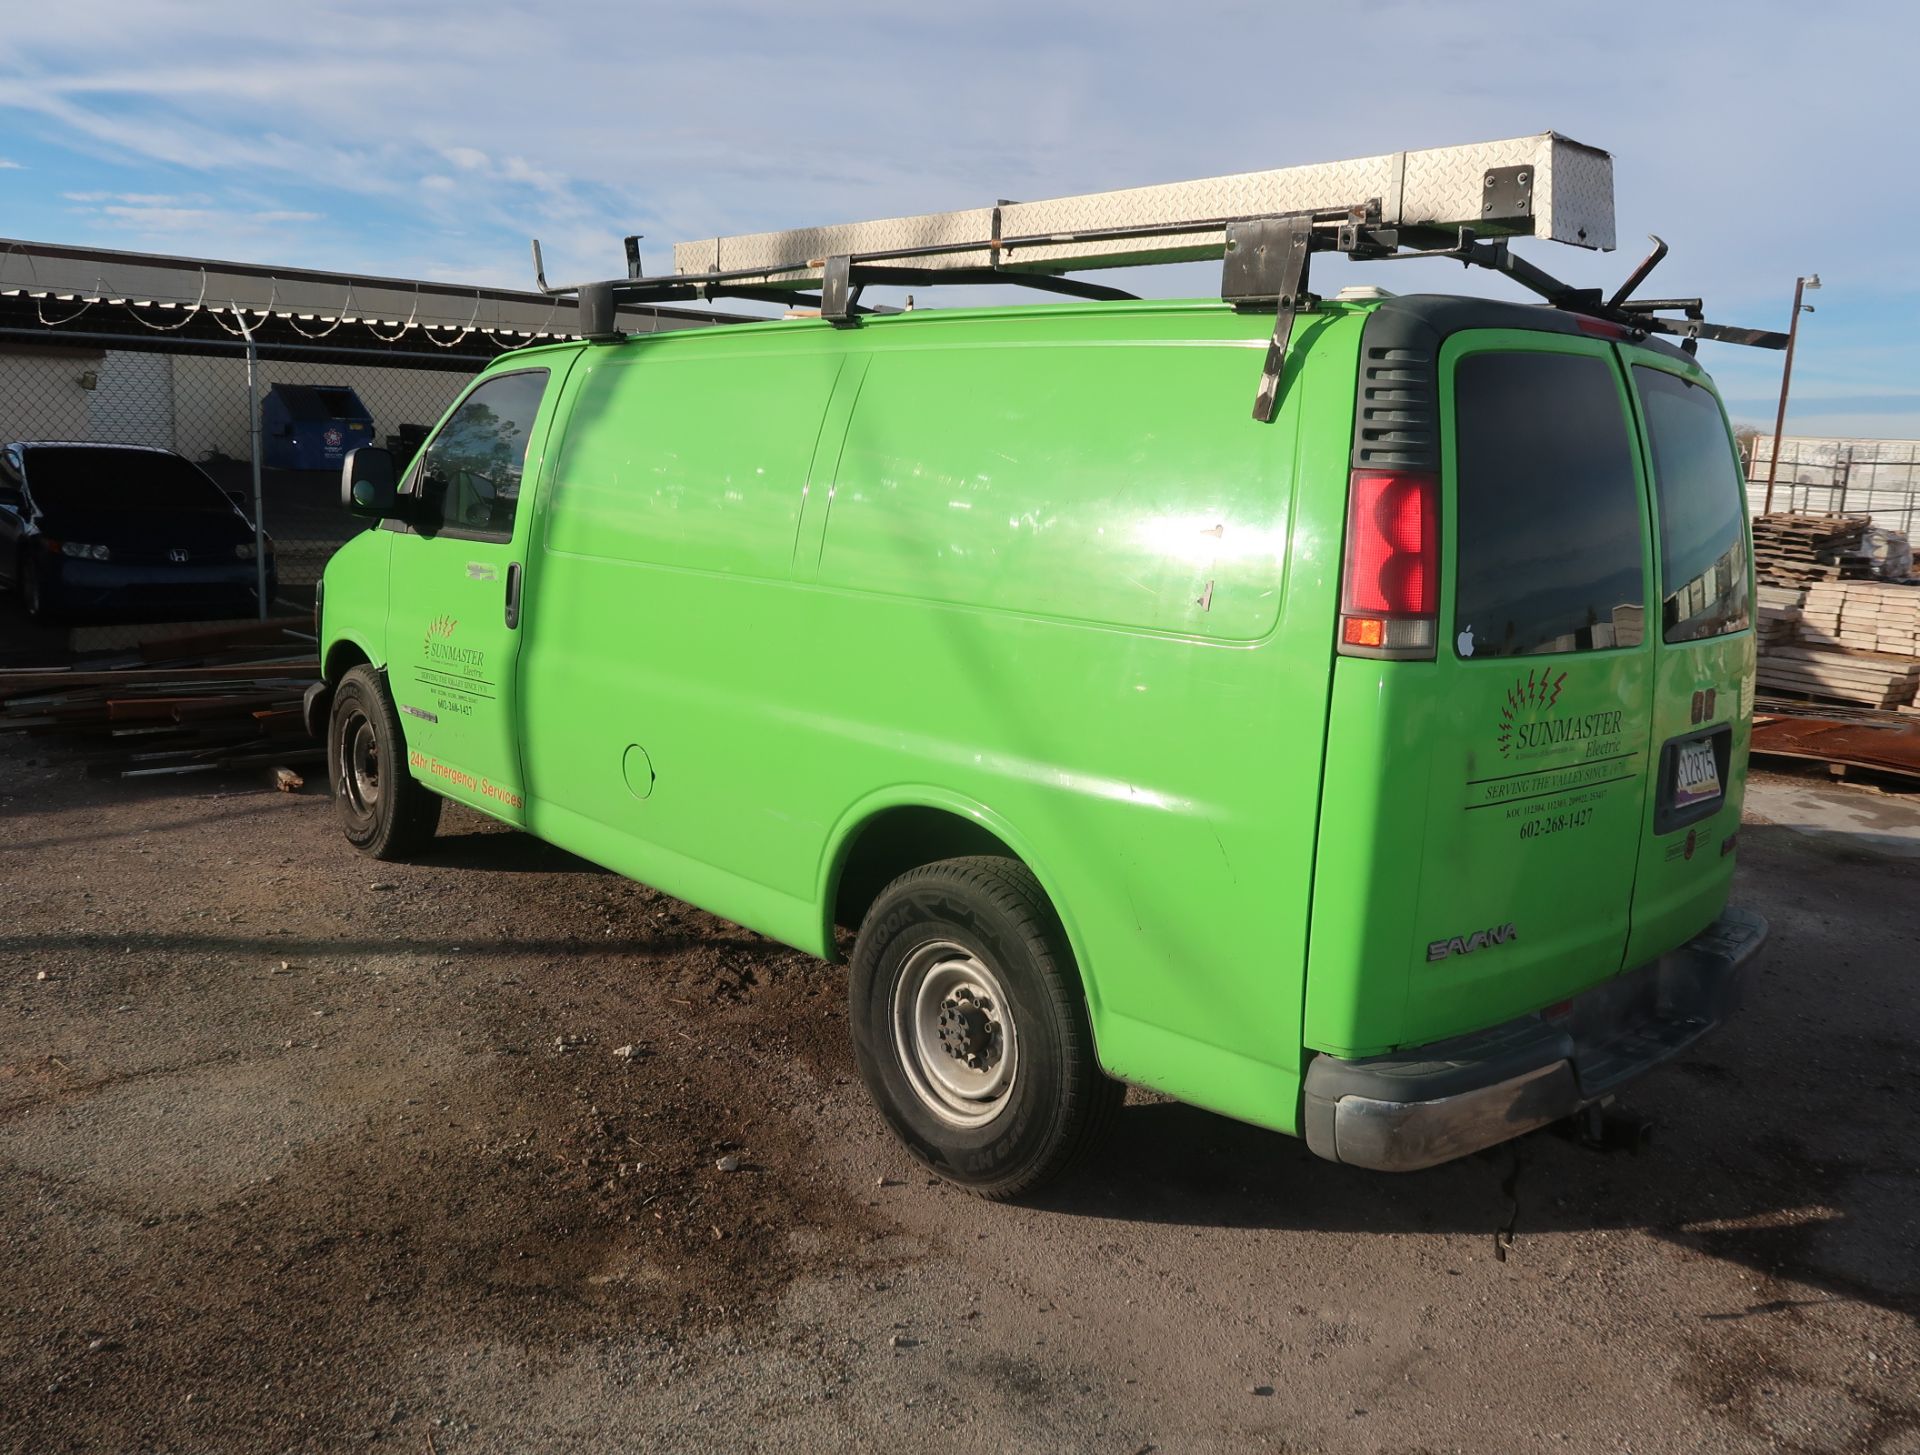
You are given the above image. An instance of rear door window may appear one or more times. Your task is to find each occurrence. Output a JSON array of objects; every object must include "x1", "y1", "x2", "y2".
[
  {"x1": 1632, "y1": 366, "x2": 1752, "y2": 643},
  {"x1": 1452, "y1": 350, "x2": 1646, "y2": 659}
]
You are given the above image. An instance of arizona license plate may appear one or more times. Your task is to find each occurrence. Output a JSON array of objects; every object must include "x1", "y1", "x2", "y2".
[{"x1": 1674, "y1": 739, "x2": 1722, "y2": 810}]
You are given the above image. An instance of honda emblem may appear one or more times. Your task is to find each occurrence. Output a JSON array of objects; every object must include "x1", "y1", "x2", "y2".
[{"x1": 168, "y1": 548, "x2": 189, "y2": 563}]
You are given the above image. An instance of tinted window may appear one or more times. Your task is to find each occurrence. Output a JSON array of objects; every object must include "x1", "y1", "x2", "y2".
[
  {"x1": 1634, "y1": 366, "x2": 1751, "y2": 643},
  {"x1": 23, "y1": 447, "x2": 230, "y2": 513},
  {"x1": 1453, "y1": 351, "x2": 1645, "y2": 658},
  {"x1": 415, "y1": 370, "x2": 547, "y2": 538}
]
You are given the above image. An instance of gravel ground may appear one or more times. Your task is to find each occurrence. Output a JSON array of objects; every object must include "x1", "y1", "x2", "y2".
[{"x1": 1, "y1": 752, "x2": 1915, "y2": 1455}]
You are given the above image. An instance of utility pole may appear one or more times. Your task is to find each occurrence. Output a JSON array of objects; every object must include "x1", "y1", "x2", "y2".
[{"x1": 1762, "y1": 273, "x2": 1820, "y2": 516}]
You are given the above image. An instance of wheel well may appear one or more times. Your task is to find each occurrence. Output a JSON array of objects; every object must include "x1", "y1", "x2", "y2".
[
  {"x1": 832, "y1": 806, "x2": 1020, "y2": 936},
  {"x1": 323, "y1": 639, "x2": 371, "y2": 685}
]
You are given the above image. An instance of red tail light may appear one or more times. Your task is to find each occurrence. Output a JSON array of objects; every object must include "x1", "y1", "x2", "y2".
[{"x1": 1338, "y1": 469, "x2": 1438, "y2": 658}]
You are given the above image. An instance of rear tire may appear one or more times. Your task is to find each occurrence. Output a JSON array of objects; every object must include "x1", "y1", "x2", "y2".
[
  {"x1": 327, "y1": 664, "x2": 442, "y2": 859},
  {"x1": 849, "y1": 856, "x2": 1122, "y2": 1199}
]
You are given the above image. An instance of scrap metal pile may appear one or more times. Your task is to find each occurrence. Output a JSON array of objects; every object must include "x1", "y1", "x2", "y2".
[{"x1": 0, "y1": 620, "x2": 321, "y2": 780}]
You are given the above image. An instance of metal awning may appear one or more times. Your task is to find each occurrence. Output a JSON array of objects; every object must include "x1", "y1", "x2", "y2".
[{"x1": 0, "y1": 237, "x2": 742, "y2": 366}]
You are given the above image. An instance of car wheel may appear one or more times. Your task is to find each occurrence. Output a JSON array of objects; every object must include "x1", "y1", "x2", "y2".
[
  {"x1": 327, "y1": 664, "x2": 443, "y2": 859},
  {"x1": 849, "y1": 856, "x2": 1123, "y2": 1199}
]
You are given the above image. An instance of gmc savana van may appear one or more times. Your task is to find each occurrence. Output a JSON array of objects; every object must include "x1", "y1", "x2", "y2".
[{"x1": 311, "y1": 138, "x2": 1777, "y2": 1196}]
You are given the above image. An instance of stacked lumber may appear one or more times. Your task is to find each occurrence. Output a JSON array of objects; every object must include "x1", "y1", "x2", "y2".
[
  {"x1": 1751, "y1": 512, "x2": 1869, "y2": 586},
  {"x1": 1799, "y1": 582, "x2": 1920, "y2": 655},
  {"x1": 0, "y1": 619, "x2": 321, "y2": 779},
  {"x1": 1755, "y1": 584, "x2": 1806, "y2": 647},
  {"x1": 1756, "y1": 644, "x2": 1920, "y2": 709}
]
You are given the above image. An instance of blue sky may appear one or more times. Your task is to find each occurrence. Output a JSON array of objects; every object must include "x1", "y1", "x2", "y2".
[{"x1": 2, "y1": 1, "x2": 1915, "y2": 437}]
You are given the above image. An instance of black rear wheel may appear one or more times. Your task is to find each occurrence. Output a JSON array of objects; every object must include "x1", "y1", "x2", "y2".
[
  {"x1": 327, "y1": 665, "x2": 442, "y2": 859},
  {"x1": 849, "y1": 856, "x2": 1122, "y2": 1199}
]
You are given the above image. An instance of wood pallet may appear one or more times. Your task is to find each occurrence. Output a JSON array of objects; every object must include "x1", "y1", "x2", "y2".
[
  {"x1": 0, "y1": 621, "x2": 321, "y2": 778},
  {"x1": 1751, "y1": 511, "x2": 1870, "y2": 587},
  {"x1": 1800, "y1": 581, "x2": 1920, "y2": 656},
  {"x1": 1756, "y1": 644, "x2": 1920, "y2": 709}
]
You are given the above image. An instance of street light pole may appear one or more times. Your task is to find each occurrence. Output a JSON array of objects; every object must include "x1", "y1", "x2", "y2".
[{"x1": 1762, "y1": 272, "x2": 1820, "y2": 516}]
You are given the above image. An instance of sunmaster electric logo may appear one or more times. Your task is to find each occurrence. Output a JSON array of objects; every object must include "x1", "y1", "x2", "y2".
[
  {"x1": 1496, "y1": 669, "x2": 1623, "y2": 761},
  {"x1": 422, "y1": 615, "x2": 484, "y2": 669}
]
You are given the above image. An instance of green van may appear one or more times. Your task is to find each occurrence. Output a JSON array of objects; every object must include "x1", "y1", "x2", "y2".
[{"x1": 312, "y1": 286, "x2": 1767, "y2": 1196}]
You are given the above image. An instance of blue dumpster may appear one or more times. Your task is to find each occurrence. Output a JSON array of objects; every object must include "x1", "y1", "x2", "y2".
[{"x1": 261, "y1": 384, "x2": 374, "y2": 471}]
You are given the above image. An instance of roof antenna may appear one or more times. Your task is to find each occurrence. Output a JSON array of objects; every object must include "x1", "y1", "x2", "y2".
[{"x1": 1607, "y1": 234, "x2": 1668, "y2": 309}]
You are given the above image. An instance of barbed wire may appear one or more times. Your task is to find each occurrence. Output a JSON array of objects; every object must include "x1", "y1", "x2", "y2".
[{"x1": 120, "y1": 269, "x2": 211, "y2": 332}]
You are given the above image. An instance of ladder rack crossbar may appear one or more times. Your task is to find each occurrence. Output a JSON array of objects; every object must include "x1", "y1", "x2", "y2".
[{"x1": 528, "y1": 128, "x2": 1787, "y2": 421}]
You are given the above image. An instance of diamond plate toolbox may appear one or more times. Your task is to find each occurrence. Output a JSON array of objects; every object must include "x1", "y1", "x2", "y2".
[{"x1": 673, "y1": 133, "x2": 1613, "y2": 282}]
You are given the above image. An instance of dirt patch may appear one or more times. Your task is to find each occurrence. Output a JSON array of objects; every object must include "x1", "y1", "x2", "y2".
[
  {"x1": 0, "y1": 754, "x2": 886, "y2": 1451},
  {"x1": 3, "y1": 753, "x2": 1918, "y2": 1453}
]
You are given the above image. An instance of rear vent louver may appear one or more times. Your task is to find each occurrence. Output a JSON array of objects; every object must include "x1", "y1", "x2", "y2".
[{"x1": 1352, "y1": 344, "x2": 1439, "y2": 472}]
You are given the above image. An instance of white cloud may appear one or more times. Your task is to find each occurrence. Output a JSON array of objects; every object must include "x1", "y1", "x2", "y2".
[
  {"x1": 0, "y1": 157, "x2": 21, "y2": 169},
  {"x1": 0, "y1": 0, "x2": 1914, "y2": 427}
]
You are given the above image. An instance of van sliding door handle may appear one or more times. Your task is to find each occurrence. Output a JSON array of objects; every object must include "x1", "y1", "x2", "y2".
[{"x1": 504, "y1": 561, "x2": 522, "y2": 630}]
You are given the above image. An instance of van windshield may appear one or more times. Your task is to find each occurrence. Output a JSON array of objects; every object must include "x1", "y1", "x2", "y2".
[
  {"x1": 1633, "y1": 367, "x2": 1752, "y2": 644},
  {"x1": 1451, "y1": 350, "x2": 1646, "y2": 658}
]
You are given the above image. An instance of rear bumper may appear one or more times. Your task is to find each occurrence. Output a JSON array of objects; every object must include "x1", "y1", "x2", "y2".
[{"x1": 1302, "y1": 907, "x2": 1768, "y2": 1172}]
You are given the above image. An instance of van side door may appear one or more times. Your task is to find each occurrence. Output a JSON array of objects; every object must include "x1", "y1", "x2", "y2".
[{"x1": 383, "y1": 367, "x2": 557, "y2": 824}]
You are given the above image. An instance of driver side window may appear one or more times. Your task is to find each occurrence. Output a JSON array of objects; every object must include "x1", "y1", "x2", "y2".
[{"x1": 413, "y1": 369, "x2": 549, "y2": 540}]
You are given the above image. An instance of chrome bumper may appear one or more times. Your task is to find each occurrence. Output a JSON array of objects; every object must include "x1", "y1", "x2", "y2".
[{"x1": 1302, "y1": 907, "x2": 1769, "y2": 1172}]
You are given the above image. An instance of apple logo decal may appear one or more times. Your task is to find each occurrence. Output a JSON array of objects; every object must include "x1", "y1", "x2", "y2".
[{"x1": 1457, "y1": 624, "x2": 1475, "y2": 658}]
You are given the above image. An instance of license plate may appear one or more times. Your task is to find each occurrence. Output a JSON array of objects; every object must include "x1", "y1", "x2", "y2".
[{"x1": 1674, "y1": 739, "x2": 1722, "y2": 810}]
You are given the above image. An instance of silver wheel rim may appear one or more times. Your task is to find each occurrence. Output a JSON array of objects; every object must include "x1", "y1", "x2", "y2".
[
  {"x1": 337, "y1": 707, "x2": 381, "y2": 819},
  {"x1": 890, "y1": 939, "x2": 1018, "y2": 1128}
]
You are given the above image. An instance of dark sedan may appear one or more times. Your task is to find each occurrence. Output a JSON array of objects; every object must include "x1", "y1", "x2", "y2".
[{"x1": 0, "y1": 442, "x2": 276, "y2": 623}]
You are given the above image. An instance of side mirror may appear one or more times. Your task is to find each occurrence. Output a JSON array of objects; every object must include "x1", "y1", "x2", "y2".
[
  {"x1": 226, "y1": 488, "x2": 249, "y2": 509},
  {"x1": 342, "y1": 446, "x2": 400, "y2": 518}
]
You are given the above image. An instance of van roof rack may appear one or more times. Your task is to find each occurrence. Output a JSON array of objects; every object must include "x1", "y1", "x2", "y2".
[{"x1": 531, "y1": 131, "x2": 1787, "y2": 421}]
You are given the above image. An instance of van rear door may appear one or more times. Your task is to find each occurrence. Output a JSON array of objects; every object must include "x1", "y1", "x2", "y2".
[
  {"x1": 1398, "y1": 332, "x2": 1659, "y2": 1046},
  {"x1": 1619, "y1": 357, "x2": 1754, "y2": 964}
]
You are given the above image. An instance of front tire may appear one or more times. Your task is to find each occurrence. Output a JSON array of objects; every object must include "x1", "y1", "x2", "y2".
[
  {"x1": 849, "y1": 856, "x2": 1122, "y2": 1199},
  {"x1": 327, "y1": 665, "x2": 442, "y2": 859}
]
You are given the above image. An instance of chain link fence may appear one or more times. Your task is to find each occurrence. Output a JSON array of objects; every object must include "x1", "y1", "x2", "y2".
[
  {"x1": 1746, "y1": 435, "x2": 1920, "y2": 537},
  {"x1": 2, "y1": 338, "x2": 479, "y2": 652}
]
